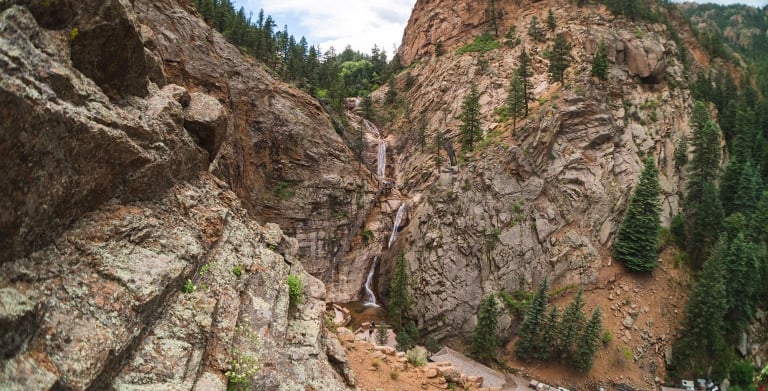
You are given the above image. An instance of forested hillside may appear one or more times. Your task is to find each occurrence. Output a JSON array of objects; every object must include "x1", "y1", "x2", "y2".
[
  {"x1": 670, "y1": 2, "x2": 768, "y2": 381},
  {"x1": 192, "y1": 0, "x2": 399, "y2": 111}
]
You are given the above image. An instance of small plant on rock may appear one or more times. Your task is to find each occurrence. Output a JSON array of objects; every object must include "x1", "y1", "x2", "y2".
[
  {"x1": 182, "y1": 279, "x2": 195, "y2": 293},
  {"x1": 232, "y1": 265, "x2": 243, "y2": 277},
  {"x1": 226, "y1": 349, "x2": 260, "y2": 391},
  {"x1": 390, "y1": 369, "x2": 400, "y2": 380},
  {"x1": 371, "y1": 358, "x2": 382, "y2": 370},
  {"x1": 287, "y1": 274, "x2": 304, "y2": 307}
]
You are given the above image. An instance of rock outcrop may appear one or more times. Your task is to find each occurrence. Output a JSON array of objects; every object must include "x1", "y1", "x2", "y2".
[
  {"x1": 1, "y1": 0, "x2": 359, "y2": 389},
  {"x1": 380, "y1": 0, "x2": 697, "y2": 338}
]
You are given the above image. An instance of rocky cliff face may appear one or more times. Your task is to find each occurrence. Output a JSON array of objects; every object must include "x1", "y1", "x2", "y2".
[
  {"x1": 382, "y1": 0, "x2": 699, "y2": 340},
  {"x1": 0, "y1": 1, "x2": 359, "y2": 389}
]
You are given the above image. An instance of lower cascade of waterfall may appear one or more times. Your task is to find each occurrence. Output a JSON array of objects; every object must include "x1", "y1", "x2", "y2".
[
  {"x1": 388, "y1": 203, "x2": 407, "y2": 248},
  {"x1": 362, "y1": 257, "x2": 379, "y2": 307}
]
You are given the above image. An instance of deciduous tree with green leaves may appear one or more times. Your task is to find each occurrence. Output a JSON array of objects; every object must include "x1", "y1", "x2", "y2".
[{"x1": 613, "y1": 157, "x2": 662, "y2": 272}]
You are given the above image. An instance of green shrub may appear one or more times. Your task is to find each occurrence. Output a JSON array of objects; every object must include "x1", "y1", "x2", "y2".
[
  {"x1": 389, "y1": 369, "x2": 400, "y2": 380},
  {"x1": 602, "y1": 331, "x2": 613, "y2": 345},
  {"x1": 361, "y1": 229, "x2": 374, "y2": 242},
  {"x1": 232, "y1": 265, "x2": 243, "y2": 277},
  {"x1": 456, "y1": 33, "x2": 500, "y2": 54},
  {"x1": 287, "y1": 274, "x2": 304, "y2": 306},
  {"x1": 406, "y1": 347, "x2": 427, "y2": 367},
  {"x1": 274, "y1": 182, "x2": 295, "y2": 199}
]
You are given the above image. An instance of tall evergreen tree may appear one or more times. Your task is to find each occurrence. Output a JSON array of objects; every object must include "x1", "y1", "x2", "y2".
[
  {"x1": 674, "y1": 135, "x2": 688, "y2": 169},
  {"x1": 388, "y1": 253, "x2": 411, "y2": 330},
  {"x1": 507, "y1": 71, "x2": 527, "y2": 129},
  {"x1": 546, "y1": 9, "x2": 557, "y2": 31},
  {"x1": 688, "y1": 181, "x2": 725, "y2": 267},
  {"x1": 547, "y1": 33, "x2": 572, "y2": 83},
  {"x1": 672, "y1": 240, "x2": 729, "y2": 376},
  {"x1": 572, "y1": 308, "x2": 602, "y2": 372},
  {"x1": 518, "y1": 49, "x2": 534, "y2": 116},
  {"x1": 528, "y1": 16, "x2": 545, "y2": 42},
  {"x1": 539, "y1": 305, "x2": 559, "y2": 361},
  {"x1": 555, "y1": 288, "x2": 586, "y2": 359},
  {"x1": 515, "y1": 278, "x2": 549, "y2": 361},
  {"x1": 591, "y1": 39, "x2": 609, "y2": 80},
  {"x1": 460, "y1": 82, "x2": 482, "y2": 151},
  {"x1": 486, "y1": 0, "x2": 500, "y2": 37},
  {"x1": 471, "y1": 294, "x2": 500, "y2": 363},
  {"x1": 613, "y1": 157, "x2": 662, "y2": 272}
]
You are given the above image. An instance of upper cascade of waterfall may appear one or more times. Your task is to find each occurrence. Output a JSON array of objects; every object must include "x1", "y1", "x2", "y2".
[{"x1": 388, "y1": 203, "x2": 407, "y2": 249}]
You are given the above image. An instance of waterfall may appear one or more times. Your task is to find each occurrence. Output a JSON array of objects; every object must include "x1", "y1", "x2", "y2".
[
  {"x1": 362, "y1": 257, "x2": 379, "y2": 307},
  {"x1": 388, "y1": 203, "x2": 407, "y2": 248},
  {"x1": 377, "y1": 141, "x2": 387, "y2": 178},
  {"x1": 364, "y1": 119, "x2": 387, "y2": 179}
]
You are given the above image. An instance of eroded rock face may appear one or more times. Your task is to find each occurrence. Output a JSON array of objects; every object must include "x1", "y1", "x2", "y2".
[
  {"x1": 385, "y1": 0, "x2": 695, "y2": 338},
  {"x1": 0, "y1": 5, "x2": 206, "y2": 264},
  {"x1": 0, "y1": 176, "x2": 352, "y2": 390},
  {"x1": 134, "y1": 0, "x2": 377, "y2": 280},
  {"x1": 1, "y1": 1, "x2": 357, "y2": 389}
]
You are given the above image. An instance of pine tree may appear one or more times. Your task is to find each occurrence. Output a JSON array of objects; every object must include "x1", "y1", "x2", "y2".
[
  {"x1": 688, "y1": 182, "x2": 725, "y2": 268},
  {"x1": 547, "y1": 33, "x2": 572, "y2": 83},
  {"x1": 687, "y1": 118, "x2": 722, "y2": 201},
  {"x1": 572, "y1": 308, "x2": 602, "y2": 372},
  {"x1": 539, "y1": 305, "x2": 559, "y2": 361},
  {"x1": 486, "y1": 0, "x2": 500, "y2": 37},
  {"x1": 377, "y1": 322, "x2": 389, "y2": 345},
  {"x1": 518, "y1": 49, "x2": 534, "y2": 116},
  {"x1": 361, "y1": 95, "x2": 374, "y2": 119},
  {"x1": 591, "y1": 39, "x2": 609, "y2": 80},
  {"x1": 418, "y1": 122, "x2": 427, "y2": 153},
  {"x1": 556, "y1": 288, "x2": 586, "y2": 359},
  {"x1": 507, "y1": 71, "x2": 527, "y2": 129},
  {"x1": 515, "y1": 278, "x2": 549, "y2": 361},
  {"x1": 388, "y1": 253, "x2": 411, "y2": 330},
  {"x1": 546, "y1": 9, "x2": 557, "y2": 31},
  {"x1": 528, "y1": 16, "x2": 545, "y2": 42},
  {"x1": 471, "y1": 294, "x2": 500, "y2": 363},
  {"x1": 674, "y1": 135, "x2": 688, "y2": 169},
  {"x1": 460, "y1": 82, "x2": 482, "y2": 151},
  {"x1": 613, "y1": 157, "x2": 662, "y2": 272},
  {"x1": 435, "y1": 131, "x2": 444, "y2": 170},
  {"x1": 672, "y1": 240, "x2": 729, "y2": 376}
]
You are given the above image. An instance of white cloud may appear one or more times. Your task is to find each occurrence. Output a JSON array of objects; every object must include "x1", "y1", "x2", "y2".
[
  {"x1": 673, "y1": 0, "x2": 767, "y2": 7},
  {"x1": 234, "y1": 0, "x2": 416, "y2": 55}
]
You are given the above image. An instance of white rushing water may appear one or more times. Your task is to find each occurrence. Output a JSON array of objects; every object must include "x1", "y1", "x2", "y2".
[
  {"x1": 388, "y1": 203, "x2": 407, "y2": 249},
  {"x1": 364, "y1": 119, "x2": 387, "y2": 178},
  {"x1": 377, "y1": 141, "x2": 387, "y2": 178},
  {"x1": 362, "y1": 256, "x2": 380, "y2": 307}
]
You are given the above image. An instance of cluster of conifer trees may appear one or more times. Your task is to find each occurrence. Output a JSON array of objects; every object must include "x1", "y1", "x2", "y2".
[{"x1": 192, "y1": 0, "x2": 398, "y2": 109}]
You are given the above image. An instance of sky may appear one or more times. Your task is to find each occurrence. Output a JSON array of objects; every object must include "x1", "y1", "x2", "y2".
[
  {"x1": 233, "y1": 0, "x2": 417, "y2": 55},
  {"x1": 233, "y1": 0, "x2": 767, "y2": 54}
]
